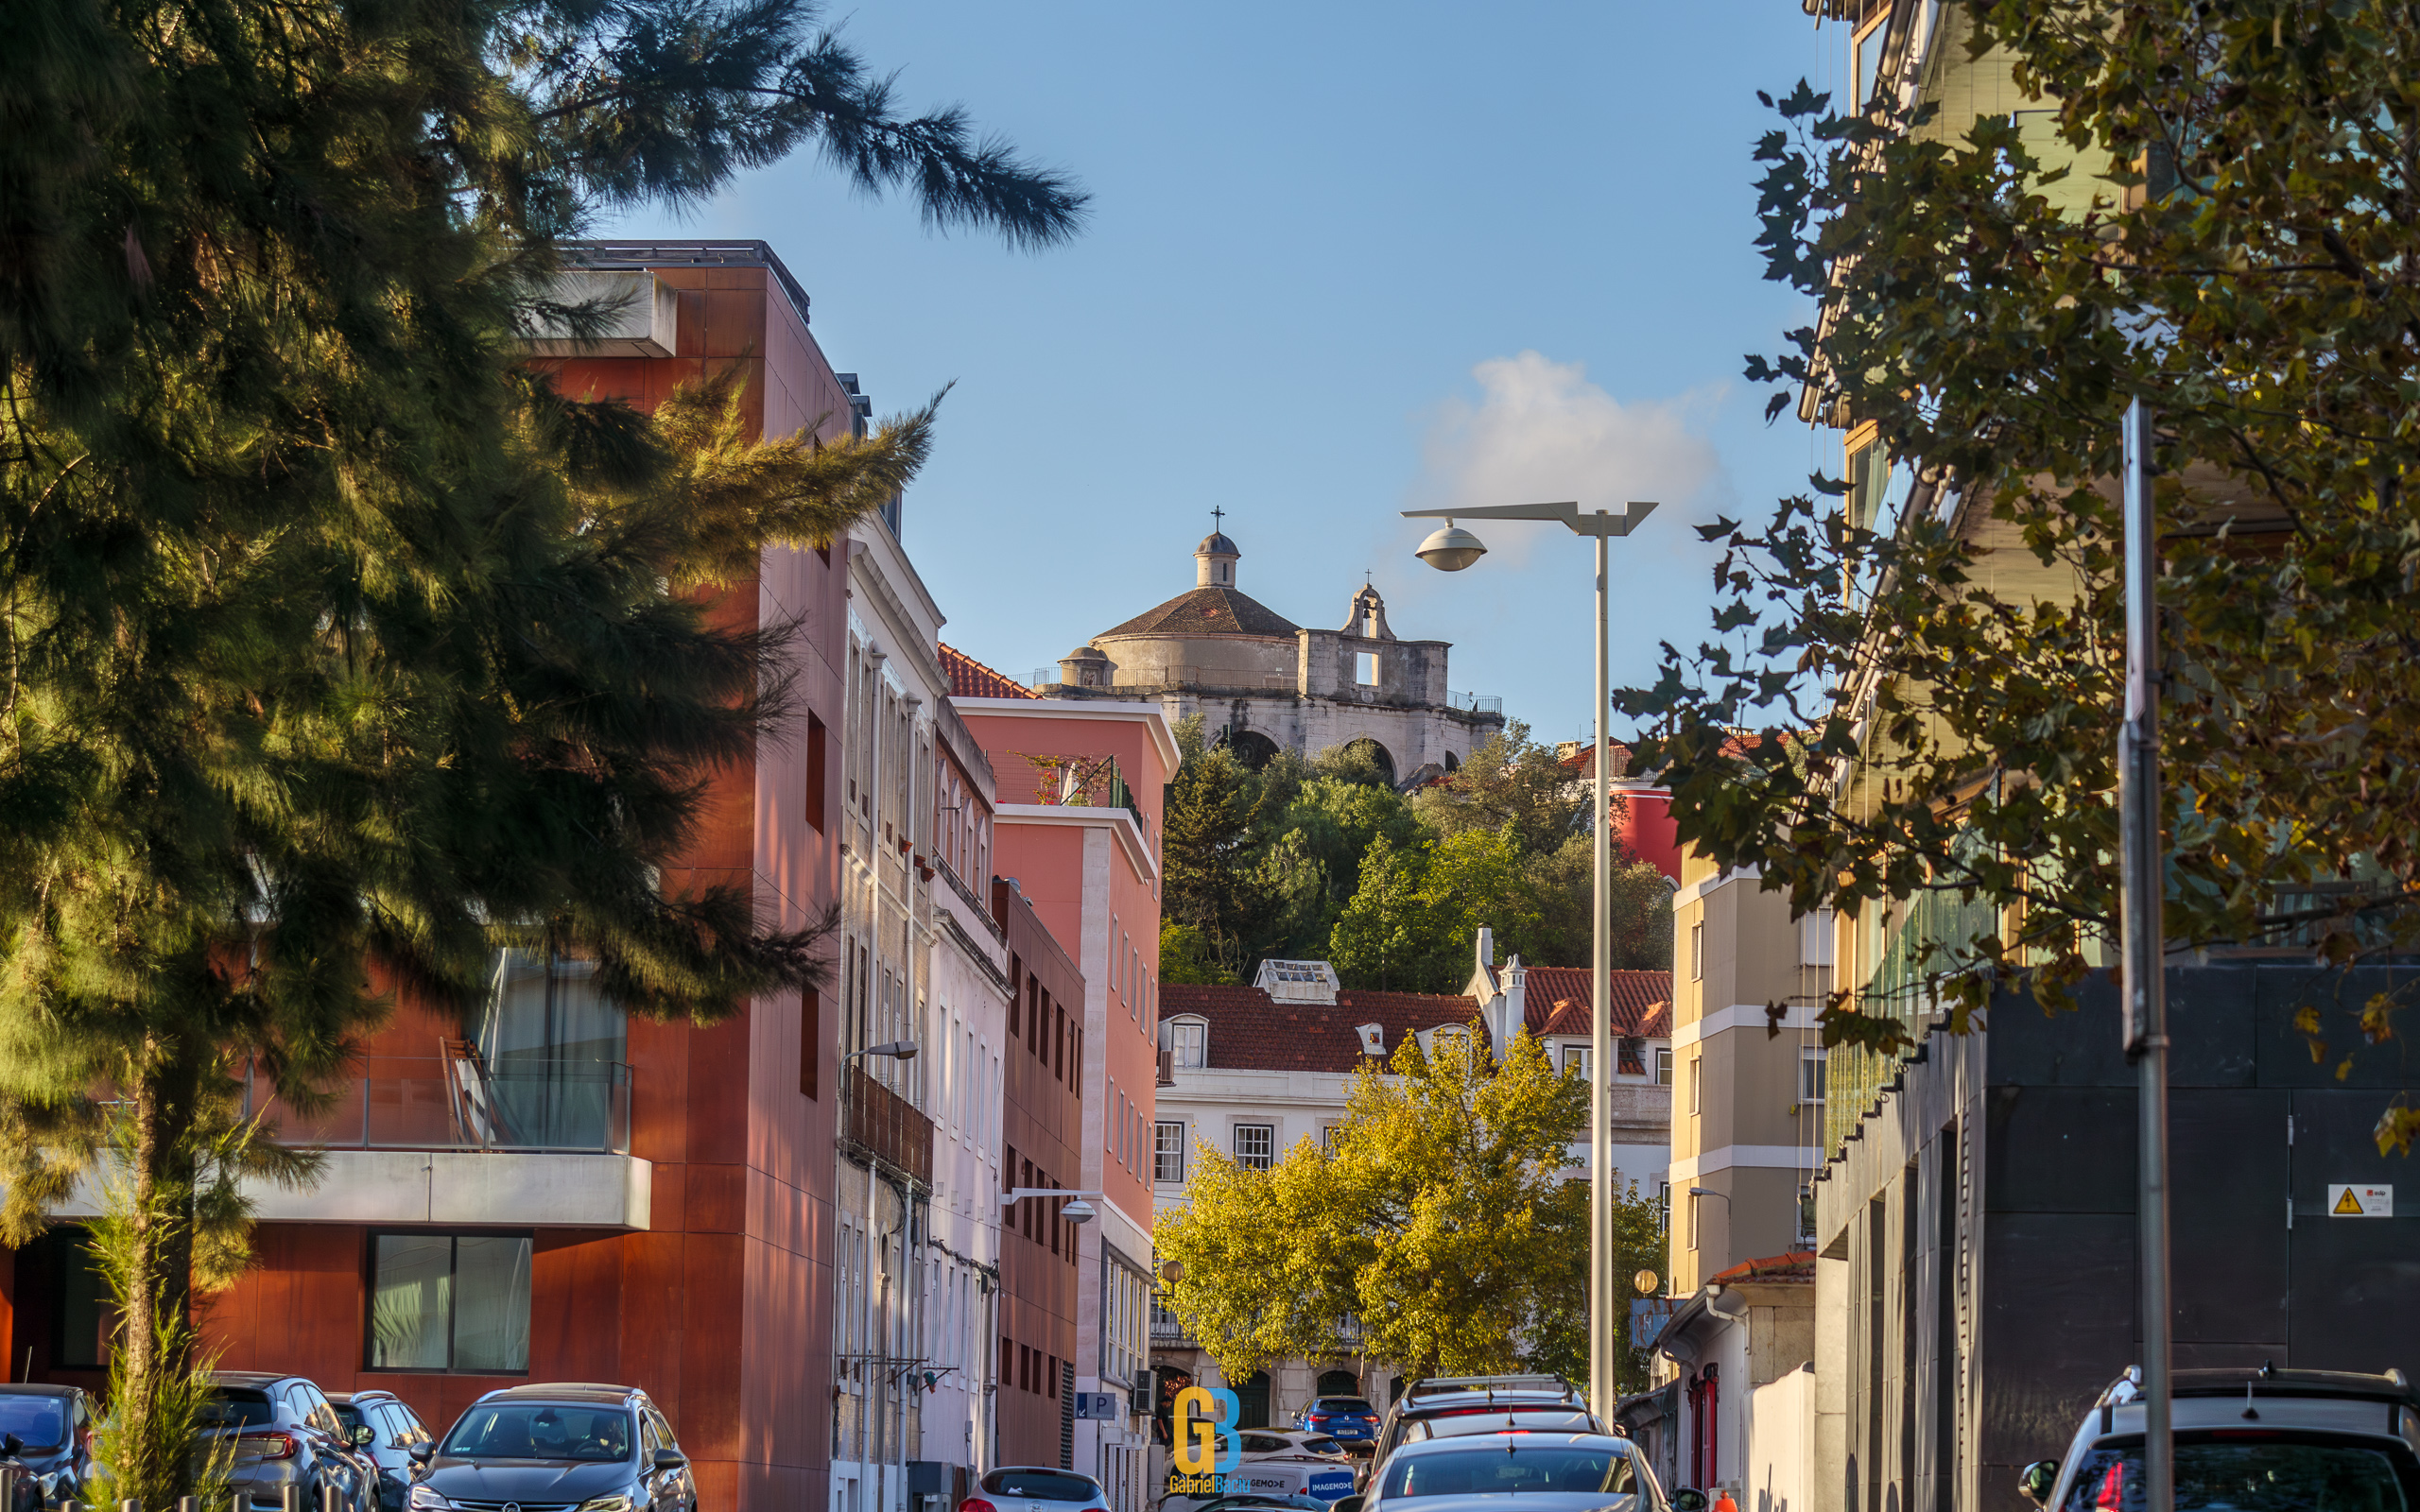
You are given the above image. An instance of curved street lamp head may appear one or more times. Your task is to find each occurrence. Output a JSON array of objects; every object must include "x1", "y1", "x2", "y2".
[
  {"x1": 1061, "y1": 1198, "x2": 1097, "y2": 1225},
  {"x1": 859, "y1": 1040, "x2": 919, "y2": 1060},
  {"x1": 1414, "y1": 522, "x2": 1488, "y2": 572}
]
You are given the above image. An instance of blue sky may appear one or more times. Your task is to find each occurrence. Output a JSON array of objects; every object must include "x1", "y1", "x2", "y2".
[{"x1": 604, "y1": 2, "x2": 1856, "y2": 747}]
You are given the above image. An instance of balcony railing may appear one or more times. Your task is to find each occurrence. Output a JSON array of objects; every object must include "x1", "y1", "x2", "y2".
[
  {"x1": 1446, "y1": 692, "x2": 1503, "y2": 714},
  {"x1": 843, "y1": 1062, "x2": 935, "y2": 1188},
  {"x1": 241, "y1": 1056, "x2": 631, "y2": 1154},
  {"x1": 1004, "y1": 752, "x2": 1154, "y2": 851},
  {"x1": 1150, "y1": 1302, "x2": 1193, "y2": 1348}
]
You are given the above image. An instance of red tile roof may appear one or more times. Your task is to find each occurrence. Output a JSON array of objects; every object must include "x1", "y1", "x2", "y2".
[
  {"x1": 941, "y1": 643, "x2": 1039, "y2": 700},
  {"x1": 1710, "y1": 1251, "x2": 1815, "y2": 1284},
  {"x1": 1524, "y1": 968, "x2": 1672, "y2": 1039},
  {"x1": 1158, "y1": 985, "x2": 1482, "y2": 1072},
  {"x1": 1099, "y1": 586, "x2": 1300, "y2": 640}
]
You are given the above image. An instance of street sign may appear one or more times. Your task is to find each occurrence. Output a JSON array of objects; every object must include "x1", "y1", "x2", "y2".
[
  {"x1": 2327, "y1": 1184, "x2": 2393, "y2": 1217},
  {"x1": 1629, "y1": 1297, "x2": 1677, "y2": 1349},
  {"x1": 1074, "y1": 1391, "x2": 1124, "y2": 1419}
]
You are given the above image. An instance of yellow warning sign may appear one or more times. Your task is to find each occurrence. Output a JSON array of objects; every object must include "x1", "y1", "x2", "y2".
[{"x1": 2326, "y1": 1183, "x2": 2394, "y2": 1217}]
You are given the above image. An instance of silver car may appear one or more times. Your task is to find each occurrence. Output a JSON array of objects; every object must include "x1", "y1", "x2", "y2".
[
  {"x1": 1348, "y1": 1432, "x2": 1669, "y2": 1512},
  {"x1": 2017, "y1": 1364, "x2": 2420, "y2": 1510},
  {"x1": 195, "y1": 1374, "x2": 372, "y2": 1512}
]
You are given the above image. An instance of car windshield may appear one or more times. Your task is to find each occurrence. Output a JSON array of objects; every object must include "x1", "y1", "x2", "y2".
[
  {"x1": 332, "y1": 1405, "x2": 364, "y2": 1433},
  {"x1": 1381, "y1": 1445, "x2": 1639, "y2": 1502},
  {"x1": 198, "y1": 1390, "x2": 277, "y2": 1431},
  {"x1": 0, "y1": 1398, "x2": 68, "y2": 1451},
  {"x1": 2060, "y1": 1438, "x2": 2413, "y2": 1512},
  {"x1": 1316, "y1": 1400, "x2": 1374, "y2": 1415},
  {"x1": 441, "y1": 1404, "x2": 631, "y2": 1463},
  {"x1": 1425, "y1": 1410, "x2": 1598, "y2": 1438},
  {"x1": 980, "y1": 1470, "x2": 1098, "y2": 1503}
]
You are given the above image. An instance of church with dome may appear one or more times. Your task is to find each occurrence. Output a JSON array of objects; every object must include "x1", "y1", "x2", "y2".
[{"x1": 1039, "y1": 524, "x2": 1504, "y2": 787}]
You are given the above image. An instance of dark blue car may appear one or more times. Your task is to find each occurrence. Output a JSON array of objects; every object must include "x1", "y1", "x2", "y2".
[{"x1": 1296, "y1": 1398, "x2": 1380, "y2": 1448}]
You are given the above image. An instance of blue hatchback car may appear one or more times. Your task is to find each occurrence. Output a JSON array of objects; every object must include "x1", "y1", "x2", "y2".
[{"x1": 1297, "y1": 1399, "x2": 1380, "y2": 1449}]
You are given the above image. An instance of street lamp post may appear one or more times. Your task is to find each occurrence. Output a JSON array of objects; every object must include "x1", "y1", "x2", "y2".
[{"x1": 1403, "y1": 498, "x2": 1657, "y2": 1421}]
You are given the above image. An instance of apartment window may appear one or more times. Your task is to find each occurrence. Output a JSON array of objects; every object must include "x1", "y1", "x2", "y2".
[
  {"x1": 1234, "y1": 1124, "x2": 1274, "y2": 1171},
  {"x1": 804, "y1": 713, "x2": 828, "y2": 833},
  {"x1": 1355, "y1": 652, "x2": 1379, "y2": 686},
  {"x1": 1799, "y1": 1045, "x2": 1829, "y2": 1106},
  {"x1": 1562, "y1": 1044, "x2": 1592, "y2": 1080},
  {"x1": 1690, "y1": 921, "x2": 1705, "y2": 981},
  {"x1": 1169, "y1": 1018, "x2": 1207, "y2": 1069},
  {"x1": 1321, "y1": 1124, "x2": 1343, "y2": 1152},
  {"x1": 1689, "y1": 1057, "x2": 1703, "y2": 1115},
  {"x1": 368, "y1": 1232, "x2": 532, "y2": 1373},
  {"x1": 1154, "y1": 1122, "x2": 1186, "y2": 1183},
  {"x1": 1657, "y1": 1182, "x2": 1672, "y2": 1234},
  {"x1": 1654, "y1": 1047, "x2": 1674, "y2": 1086}
]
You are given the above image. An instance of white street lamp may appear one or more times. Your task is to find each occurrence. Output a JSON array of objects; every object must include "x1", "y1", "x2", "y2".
[
  {"x1": 1401, "y1": 496, "x2": 1657, "y2": 1421},
  {"x1": 1002, "y1": 1188, "x2": 1102, "y2": 1225}
]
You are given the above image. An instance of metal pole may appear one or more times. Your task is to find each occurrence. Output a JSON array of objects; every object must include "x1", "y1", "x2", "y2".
[
  {"x1": 2118, "y1": 397, "x2": 2172, "y2": 1512},
  {"x1": 1590, "y1": 520, "x2": 1616, "y2": 1420}
]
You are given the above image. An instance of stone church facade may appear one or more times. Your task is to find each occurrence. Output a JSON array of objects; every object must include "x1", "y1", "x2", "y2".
[{"x1": 1039, "y1": 528, "x2": 1503, "y2": 785}]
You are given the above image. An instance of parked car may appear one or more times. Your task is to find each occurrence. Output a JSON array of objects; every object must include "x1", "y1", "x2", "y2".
[
  {"x1": 0, "y1": 1384, "x2": 96, "y2": 1510},
  {"x1": 1238, "y1": 1432, "x2": 1349, "y2": 1464},
  {"x1": 197, "y1": 1373, "x2": 373, "y2": 1512},
  {"x1": 959, "y1": 1466, "x2": 1112, "y2": 1512},
  {"x1": 1296, "y1": 1399, "x2": 1381, "y2": 1454},
  {"x1": 1341, "y1": 1431, "x2": 1669, "y2": 1512},
  {"x1": 1366, "y1": 1377, "x2": 1602, "y2": 1483},
  {"x1": 327, "y1": 1392, "x2": 433, "y2": 1512},
  {"x1": 407, "y1": 1383, "x2": 695, "y2": 1512},
  {"x1": 2017, "y1": 1364, "x2": 2420, "y2": 1511},
  {"x1": 1157, "y1": 1431, "x2": 1359, "y2": 1512}
]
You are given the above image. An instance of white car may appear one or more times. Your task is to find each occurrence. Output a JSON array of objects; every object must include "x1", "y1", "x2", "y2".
[
  {"x1": 963, "y1": 1466, "x2": 1113, "y2": 1512},
  {"x1": 1345, "y1": 1431, "x2": 1671, "y2": 1512},
  {"x1": 1159, "y1": 1430, "x2": 1359, "y2": 1512}
]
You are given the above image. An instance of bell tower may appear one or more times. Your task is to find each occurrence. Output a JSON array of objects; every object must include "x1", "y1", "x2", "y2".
[{"x1": 1195, "y1": 507, "x2": 1240, "y2": 588}]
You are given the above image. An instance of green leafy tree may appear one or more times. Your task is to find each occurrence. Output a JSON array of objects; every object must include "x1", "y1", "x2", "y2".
[
  {"x1": 1622, "y1": 0, "x2": 2420, "y2": 1150},
  {"x1": 1255, "y1": 775, "x2": 1428, "y2": 963},
  {"x1": 0, "y1": 0, "x2": 1084, "y2": 1500},
  {"x1": 1161, "y1": 743, "x2": 1281, "y2": 980},
  {"x1": 1157, "y1": 1025, "x2": 1592, "y2": 1381},
  {"x1": 1409, "y1": 721, "x2": 1593, "y2": 857}
]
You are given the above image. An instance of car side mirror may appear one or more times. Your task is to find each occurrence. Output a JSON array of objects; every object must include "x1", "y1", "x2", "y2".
[
  {"x1": 2018, "y1": 1461, "x2": 2058, "y2": 1505},
  {"x1": 1, "y1": 1435, "x2": 20, "y2": 1457},
  {"x1": 353, "y1": 1425, "x2": 377, "y2": 1447},
  {"x1": 1330, "y1": 1497, "x2": 1362, "y2": 1512},
  {"x1": 653, "y1": 1449, "x2": 687, "y2": 1471},
  {"x1": 408, "y1": 1443, "x2": 435, "y2": 1466},
  {"x1": 1671, "y1": 1492, "x2": 1708, "y2": 1512}
]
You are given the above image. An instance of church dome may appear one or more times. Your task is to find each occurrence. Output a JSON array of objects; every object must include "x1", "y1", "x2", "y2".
[
  {"x1": 1197, "y1": 530, "x2": 1238, "y2": 556},
  {"x1": 1097, "y1": 585, "x2": 1298, "y2": 640}
]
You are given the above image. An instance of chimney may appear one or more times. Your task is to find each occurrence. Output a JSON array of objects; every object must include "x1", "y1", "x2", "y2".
[{"x1": 1475, "y1": 926, "x2": 1495, "y2": 975}]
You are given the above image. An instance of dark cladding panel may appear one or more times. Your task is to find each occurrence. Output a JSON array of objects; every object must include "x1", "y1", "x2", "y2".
[
  {"x1": 1985, "y1": 974, "x2": 2130, "y2": 1090},
  {"x1": 2254, "y1": 967, "x2": 2410, "y2": 1089},
  {"x1": 1981, "y1": 1086, "x2": 2136, "y2": 1213},
  {"x1": 2286, "y1": 1089, "x2": 2420, "y2": 1370},
  {"x1": 1977, "y1": 1213, "x2": 2138, "y2": 1500},
  {"x1": 2167, "y1": 1089, "x2": 2288, "y2": 1349}
]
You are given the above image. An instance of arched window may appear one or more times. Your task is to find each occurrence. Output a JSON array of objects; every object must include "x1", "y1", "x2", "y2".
[
  {"x1": 1317, "y1": 1369, "x2": 1362, "y2": 1399},
  {"x1": 1165, "y1": 1015, "x2": 1208, "y2": 1069}
]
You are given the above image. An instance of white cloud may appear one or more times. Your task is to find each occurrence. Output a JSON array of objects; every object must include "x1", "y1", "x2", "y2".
[{"x1": 1405, "y1": 351, "x2": 1730, "y2": 567}]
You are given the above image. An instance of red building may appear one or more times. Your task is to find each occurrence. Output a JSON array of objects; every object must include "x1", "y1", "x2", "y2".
[
  {"x1": 0, "y1": 241, "x2": 860, "y2": 1512},
  {"x1": 990, "y1": 880, "x2": 1086, "y2": 1471}
]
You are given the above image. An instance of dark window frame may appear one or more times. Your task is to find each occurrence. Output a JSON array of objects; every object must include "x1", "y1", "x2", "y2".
[{"x1": 362, "y1": 1228, "x2": 537, "y2": 1376}]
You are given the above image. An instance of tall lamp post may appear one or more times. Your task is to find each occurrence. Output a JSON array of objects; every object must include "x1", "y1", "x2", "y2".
[{"x1": 1402, "y1": 498, "x2": 1657, "y2": 1420}]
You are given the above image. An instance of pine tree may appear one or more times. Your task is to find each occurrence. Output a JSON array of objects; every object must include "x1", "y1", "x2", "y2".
[{"x1": 0, "y1": 0, "x2": 1083, "y2": 1502}]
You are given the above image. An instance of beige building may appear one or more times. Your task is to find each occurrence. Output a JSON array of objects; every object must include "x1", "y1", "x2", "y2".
[
  {"x1": 1664, "y1": 850, "x2": 1832, "y2": 1297},
  {"x1": 1038, "y1": 526, "x2": 1502, "y2": 787}
]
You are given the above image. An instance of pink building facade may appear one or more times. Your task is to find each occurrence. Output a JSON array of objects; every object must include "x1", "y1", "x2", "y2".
[{"x1": 952, "y1": 699, "x2": 1176, "y2": 1512}]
